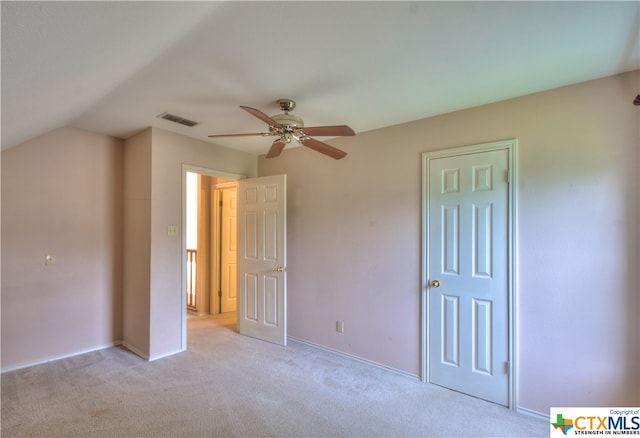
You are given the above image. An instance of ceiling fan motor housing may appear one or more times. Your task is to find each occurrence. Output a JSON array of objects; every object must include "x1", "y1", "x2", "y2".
[{"x1": 271, "y1": 113, "x2": 304, "y2": 129}]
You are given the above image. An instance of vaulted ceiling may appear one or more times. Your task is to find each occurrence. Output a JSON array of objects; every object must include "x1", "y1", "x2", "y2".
[{"x1": 2, "y1": 1, "x2": 638, "y2": 154}]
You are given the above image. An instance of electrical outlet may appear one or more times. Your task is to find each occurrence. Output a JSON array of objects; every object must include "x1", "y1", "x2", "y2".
[
  {"x1": 167, "y1": 225, "x2": 178, "y2": 236},
  {"x1": 336, "y1": 320, "x2": 344, "y2": 333}
]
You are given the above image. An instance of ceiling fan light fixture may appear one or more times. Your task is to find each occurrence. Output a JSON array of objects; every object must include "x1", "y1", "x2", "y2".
[{"x1": 281, "y1": 132, "x2": 293, "y2": 143}]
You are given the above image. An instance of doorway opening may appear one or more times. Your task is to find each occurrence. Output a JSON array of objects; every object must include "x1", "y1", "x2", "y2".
[{"x1": 181, "y1": 165, "x2": 245, "y2": 350}]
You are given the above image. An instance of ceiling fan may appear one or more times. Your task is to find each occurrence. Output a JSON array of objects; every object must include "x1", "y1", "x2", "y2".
[{"x1": 208, "y1": 99, "x2": 355, "y2": 159}]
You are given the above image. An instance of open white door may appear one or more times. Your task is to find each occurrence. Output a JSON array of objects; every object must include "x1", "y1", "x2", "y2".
[{"x1": 237, "y1": 174, "x2": 287, "y2": 345}]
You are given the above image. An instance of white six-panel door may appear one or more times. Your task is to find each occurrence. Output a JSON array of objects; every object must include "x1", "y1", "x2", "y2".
[
  {"x1": 426, "y1": 146, "x2": 511, "y2": 406},
  {"x1": 237, "y1": 174, "x2": 287, "y2": 345}
]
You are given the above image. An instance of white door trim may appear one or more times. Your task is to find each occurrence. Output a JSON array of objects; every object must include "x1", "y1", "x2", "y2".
[
  {"x1": 420, "y1": 139, "x2": 518, "y2": 409},
  {"x1": 181, "y1": 164, "x2": 245, "y2": 351}
]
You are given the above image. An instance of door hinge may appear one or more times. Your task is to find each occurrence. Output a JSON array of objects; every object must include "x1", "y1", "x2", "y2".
[
  {"x1": 218, "y1": 290, "x2": 222, "y2": 298},
  {"x1": 506, "y1": 170, "x2": 511, "y2": 184},
  {"x1": 505, "y1": 361, "x2": 511, "y2": 375}
]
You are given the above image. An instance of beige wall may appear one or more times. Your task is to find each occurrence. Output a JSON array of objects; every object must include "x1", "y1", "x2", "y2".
[
  {"x1": 2, "y1": 125, "x2": 257, "y2": 368},
  {"x1": 259, "y1": 71, "x2": 640, "y2": 414},
  {"x1": 1, "y1": 127, "x2": 123, "y2": 369},
  {"x1": 145, "y1": 127, "x2": 256, "y2": 359},
  {"x1": 122, "y1": 129, "x2": 152, "y2": 356}
]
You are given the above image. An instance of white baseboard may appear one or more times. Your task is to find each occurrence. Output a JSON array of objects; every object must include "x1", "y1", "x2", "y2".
[
  {"x1": 288, "y1": 336, "x2": 420, "y2": 381},
  {"x1": 149, "y1": 348, "x2": 184, "y2": 362},
  {"x1": 1, "y1": 341, "x2": 122, "y2": 373},
  {"x1": 518, "y1": 406, "x2": 549, "y2": 421},
  {"x1": 2, "y1": 340, "x2": 186, "y2": 373},
  {"x1": 292, "y1": 337, "x2": 552, "y2": 421},
  {"x1": 120, "y1": 342, "x2": 184, "y2": 361},
  {"x1": 121, "y1": 342, "x2": 149, "y2": 360}
]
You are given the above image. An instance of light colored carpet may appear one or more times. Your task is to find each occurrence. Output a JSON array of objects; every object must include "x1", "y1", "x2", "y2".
[{"x1": 1, "y1": 313, "x2": 547, "y2": 437}]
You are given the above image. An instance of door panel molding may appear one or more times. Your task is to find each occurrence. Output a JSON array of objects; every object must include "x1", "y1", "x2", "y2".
[
  {"x1": 237, "y1": 174, "x2": 287, "y2": 346},
  {"x1": 421, "y1": 139, "x2": 517, "y2": 409}
]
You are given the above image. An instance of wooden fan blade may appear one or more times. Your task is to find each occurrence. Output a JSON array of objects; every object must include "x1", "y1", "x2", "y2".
[
  {"x1": 240, "y1": 106, "x2": 283, "y2": 128},
  {"x1": 300, "y1": 137, "x2": 347, "y2": 160},
  {"x1": 301, "y1": 125, "x2": 355, "y2": 137},
  {"x1": 266, "y1": 139, "x2": 287, "y2": 159},
  {"x1": 208, "y1": 132, "x2": 270, "y2": 138}
]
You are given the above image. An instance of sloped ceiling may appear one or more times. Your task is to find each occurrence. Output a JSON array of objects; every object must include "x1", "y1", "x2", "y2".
[{"x1": 2, "y1": 1, "x2": 639, "y2": 154}]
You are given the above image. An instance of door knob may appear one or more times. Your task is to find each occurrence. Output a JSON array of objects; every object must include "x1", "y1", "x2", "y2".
[
  {"x1": 275, "y1": 266, "x2": 286, "y2": 273},
  {"x1": 431, "y1": 280, "x2": 440, "y2": 288}
]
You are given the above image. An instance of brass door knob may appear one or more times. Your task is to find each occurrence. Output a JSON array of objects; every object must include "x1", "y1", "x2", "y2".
[
  {"x1": 275, "y1": 266, "x2": 286, "y2": 273},
  {"x1": 431, "y1": 280, "x2": 441, "y2": 288}
]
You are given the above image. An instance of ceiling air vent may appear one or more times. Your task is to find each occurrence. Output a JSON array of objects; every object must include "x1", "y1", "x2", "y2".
[{"x1": 158, "y1": 112, "x2": 198, "y2": 127}]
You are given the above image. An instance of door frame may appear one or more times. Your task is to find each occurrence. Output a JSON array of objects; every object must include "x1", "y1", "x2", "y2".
[
  {"x1": 181, "y1": 164, "x2": 245, "y2": 351},
  {"x1": 420, "y1": 139, "x2": 518, "y2": 409}
]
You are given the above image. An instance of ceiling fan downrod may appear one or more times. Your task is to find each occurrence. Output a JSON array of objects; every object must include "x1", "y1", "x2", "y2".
[{"x1": 277, "y1": 98, "x2": 296, "y2": 113}]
